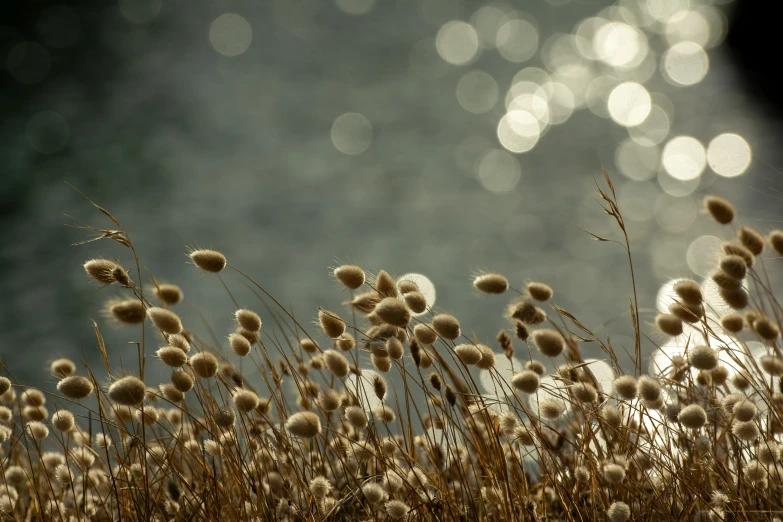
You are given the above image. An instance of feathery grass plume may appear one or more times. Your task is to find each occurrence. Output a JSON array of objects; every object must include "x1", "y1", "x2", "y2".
[
  {"x1": 720, "y1": 313, "x2": 744, "y2": 333},
  {"x1": 473, "y1": 273, "x2": 509, "y2": 294},
  {"x1": 739, "y1": 226, "x2": 764, "y2": 255},
  {"x1": 760, "y1": 355, "x2": 783, "y2": 376},
  {"x1": 105, "y1": 298, "x2": 146, "y2": 325},
  {"x1": 753, "y1": 316, "x2": 780, "y2": 340},
  {"x1": 374, "y1": 297, "x2": 410, "y2": 328},
  {"x1": 711, "y1": 269, "x2": 742, "y2": 291},
  {"x1": 372, "y1": 353, "x2": 392, "y2": 372},
  {"x1": 50, "y1": 358, "x2": 76, "y2": 378},
  {"x1": 723, "y1": 241, "x2": 754, "y2": 267},
  {"x1": 527, "y1": 281, "x2": 553, "y2": 301},
  {"x1": 512, "y1": 370, "x2": 540, "y2": 393},
  {"x1": 285, "y1": 411, "x2": 321, "y2": 438},
  {"x1": 668, "y1": 301, "x2": 701, "y2": 323},
  {"x1": 374, "y1": 270, "x2": 398, "y2": 298},
  {"x1": 720, "y1": 254, "x2": 748, "y2": 280},
  {"x1": 731, "y1": 371, "x2": 751, "y2": 390},
  {"x1": 336, "y1": 332, "x2": 355, "y2": 351},
  {"x1": 22, "y1": 388, "x2": 45, "y2": 406},
  {"x1": 170, "y1": 370, "x2": 194, "y2": 392},
  {"x1": 154, "y1": 283, "x2": 183, "y2": 305},
  {"x1": 26, "y1": 421, "x2": 49, "y2": 440},
  {"x1": 213, "y1": 407, "x2": 236, "y2": 428},
  {"x1": 733, "y1": 399, "x2": 757, "y2": 422},
  {"x1": 56, "y1": 375, "x2": 94, "y2": 399},
  {"x1": 107, "y1": 376, "x2": 146, "y2": 406},
  {"x1": 498, "y1": 329, "x2": 513, "y2": 359},
  {"x1": 607, "y1": 501, "x2": 631, "y2": 522},
  {"x1": 318, "y1": 309, "x2": 345, "y2": 339},
  {"x1": 689, "y1": 345, "x2": 718, "y2": 371},
  {"x1": 189, "y1": 352, "x2": 219, "y2": 378},
  {"x1": 526, "y1": 360, "x2": 545, "y2": 375},
  {"x1": 317, "y1": 389, "x2": 341, "y2": 412},
  {"x1": 733, "y1": 420, "x2": 759, "y2": 442},
  {"x1": 678, "y1": 404, "x2": 707, "y2": 429},
  {"x1": 514, "y1": 320, "x2": 530, "y2": 341},
  {"x1": 345, "y1": 406, "x2": 368, "y2": 429},
  {"x1": 414, "y1": 323, "x2": 438, "y2": 345},
  {"x1": 300, "y1": 338, "x2": 319, "y2": 354},
  {"x1": 235, "y1": 309, "x2": 262, "y2": 332},
  {"x1": 768, "y1": 229, "x2": 783, "y2": 255},
  {"x1": 51, "y1": 410, "x2": 74, "y2": 432},
  {"x1": 333, "y1": 264, "x2": 365, "y2": 290},
  {"x1": 157, "y1": 346, "x2": 188, "y2": 367},
  {"x1": 506, "y1": 298, "x2": 537, "y2": 323},
  {"x1": 324, "y1": 350, "x2": 350, "y2": 378},
  {"x1": 403, "y1": 291, "x2": 428, "y2": 314},
  {"x1": 372, "y1": 373, "x2": 387, "y2": 401},
  {"x1": 83, "y1": 258, "x2": 119, "y2": 285},
  {"x1": 188, "y1": 249, "x2": 226, "y2": 273},
  {"x1": 228, "y1": 333, "x2": 252, "y2": 356},
  {"x1": 349, "y1": 290, "x2": 381, "y2": 313},
  {"x1": 159, "y1": 383, "x2": 184, "y2": 403},
  {"x1": 432, "y1": 313, "x2": 461, "y2": 340},
  {"x1": 637, "y1": 376, "x2": 661, "y2": 403},
  {"x1": 385, "y1": 500, "x2": 410, "y2": 520},
  {"x1": 454, "y1": 344, "x2": 481, "y2": 365},
  {"x1": 386, "y1": 337, "x2": 404, "y2": 360},
  {"x1": 428, "y1": 372, "x2": 441, "y2": 391},
  {"x1": 572, "y1": 383, "x2": 598, "y2": 403},
  {"x1": 720, "y1": 287, "x2": 749, "y2": 309},
  {"x1": 704, "y1": 195, "x2": 735, "y2": 224},
  {"x1": 147, "y1": 307, "x2": 183, "y2": 335},
  {"x1": 475, "y1": 345, "x2": 496, "y2": 370},
  {"x1": 362, "y1": 482, "x2": 388, "y2": 504},
  {"x1": 601, "y1": 405, "x2": 622, "y2": 428},
  {"x1": 612, "y1": 375, "x2": 637, "y2": 400},
  {"x1": 757, "y1": 441, "x2": 779, "y2": 465},
  {"x1": 655, "y1": 313, "x2": 683, "y2": 336},
  {"x1": 539, "y1": 398, "x2": 565, "y2": 419},
  {"x1": 532, "y1": 329, "x2": 565, "y2": 357},
  {"x1": 309, "y1": 477, "x2": 332, "y2": 500},
  {"x1": 24, "y1": 404, "x2": 47, "y2": 421},
  {"x1": 673, "y1": 279, "x2": 702, "y2": 305}
]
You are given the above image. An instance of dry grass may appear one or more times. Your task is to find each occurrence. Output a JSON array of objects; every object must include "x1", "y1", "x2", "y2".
[{"x1": 2, "y1": 173, "x2": 783, "y2": 521}]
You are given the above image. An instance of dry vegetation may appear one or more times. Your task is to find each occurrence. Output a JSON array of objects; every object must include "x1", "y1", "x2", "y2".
[{"x1": 2, "y1": 174, "x2": 783, "y2": 521}]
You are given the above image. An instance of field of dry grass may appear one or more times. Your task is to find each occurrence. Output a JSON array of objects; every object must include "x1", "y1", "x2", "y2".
[{"x1": 2, "y1": 173, "x2": 783, "y2": 521}]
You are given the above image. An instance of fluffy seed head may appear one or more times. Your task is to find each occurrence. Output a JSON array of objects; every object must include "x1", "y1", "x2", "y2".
[
  {"x1": 374, "y1": 298, "x2": 411, "y2": 328},
  {"x1": 336, "y1": 333, "x2": 355, "y2": 351},
  {"x1": 612, "y1": 375, "x2": 637, "y2": 400},
  {"x1": 171, "y1": 371, "x2": 194, "y2": 392},
  {"x1": 454, "y1": 344, "x2": 482, "y2": 365},
  {"x1": 669, "y1": 301, "x2": 702, "y2": 323},
  {"x1": 318, "y1": 309, "x2": 345, "y2": 339},
  {"x1": 235, "y1": 309, "x2": 261, "y2": 332},
  {"x1": 147, "y1": 308, "x2": 182, "y2": 335},
  {"x1": 84, "y1": 259, "x2": 119, "y2": 285},
  {"x1": 431, "y1": 314, "x2": 461, "y2": 340},
  {"x1": 159, "y1": 383, "x2": 183, "y2": 403},
  {"x1": 514, "y1": 320, "x2": 530, "y2": 341},
  {"x1": 720, "y1": 287, "x2": 748, "y2": 310},
  {"x1": 723, "y1": 242, "x2": 754, "y2": 267},
  {"x1": 473, "y1": 273, "x2": 509, "y2": 294},
  {"x1": 385, "y1": 500, "x2": 410, "y2": 520},
  {"x1": 345, "y1": 405, "x2": 368, "y2": 429},
  {"x1": 25, "y1": 421, "x2": 48, "y2": 440},
  {"x1": 229, "y1": 333, "x2": 252, "y2": 357},
  {"x1": 372, "y1": 354, "x2": 391, "y2": 372},
  {"x1": 731, "y1": 371, "x2": 751, "y2": 389},
  {"x1": 300, "y1": 338, "x2": 319, "y2": 354},
  {"x1": 413, "y1": 323, "x2": 438, "y2": 345},
  {"x1": 362, "y1": 482, "x2": 387, "y2": 504},
  {"x1": 760, "y1": 355, "x2": 783, "y2": 376},
  {"x1": 157, "y1": 347, "x2": 188, "y2": 367},
  {"x1": 403, "y1": 291, "x2": 428, "y2": 314},
  {"x1": 769, "y1": 230, "x2": 783, "y2": 255},
  {"x1": 733, "y1": 420, "x2": 759, "y2": 441},
  {"x1": 108, "y1": 376, "x2": 146, "y2": 406},
  {"x1": 637, "y1": 376, "x2": 661, "y2": 402},
  {"x1": 107, "y1": 299, "x2": 146, "y2": 324},
  {"x1": 704, "y1": 196, "x2": 735, "y2": 224},
  {"x1": 674, "y1": 279, "x2": 702, "y2": 305},
  {"x1": 154, "y1": 284, "x2": 183, "y2": 305},
  {"x1": 213, "y1": 407, "x2": 236, "y2": 428},
  {"x1": 754, "y1": 317, "x2": 780, "y2": 340},
  {"x1": 712, "y1": 270, "x2": 742, "y2": 291},
  {"x1": 527, "y1": 282, "x2": 553, "y2": 301},
  {"x1": 232, "y1": 389, "x2": 259, "y2": 413},
  {"x1": 317, "y1": 389, "x2": 342, "y2": 412},
  {"x1": 602, "y1": 463, "x2": 626, "y2": 484},
  {"x1": 745, "y1": 460, "x2": 766, "y2": 482},
  {"x1": 333, "y1": 265, "x2": 365, "y2": 290},
  {"x1": 739, "y1": 226, "x2": 764, "y2": 255},
  {"x1": 539, "y1": 398, "x2": 565, "y2": 419},
  {"x1": 189, "y1": 352, "x2": 219, "y2": 378},
  {"x1": 56, "y1": 376, "x2": 94, "y2": 399},
  {"x1": 189, "y1": 249, "x2": 226, "y2": 273},
  {"x1": 372, "y1": 374, "x2": 387, "y2": 401},
  {"x1": 512, "y1": 370, "x2": 540, "y2": 394},
  {"x1": 607, "y1": 501, "x2": 631, "y2": 522},
  {"x1": 475, "y1": 344, "x2": 496, "y2": 370},
  {"x1": 286, "y1": 411, "x2": 321, "y2": 438},
  {"x1": 678, "y1": 404, "x2": 707, "y2": 429},
  {"x1": 374, "y1": 270, "x2": 398, "y2": 298},
  {"x1": 22, "y1": 389, "x2": 45, "y2": 407},
  {"x1": 532, "y1": 329, "x2": 565, "y2": 357},
  {"x1": 655, "y1": 313, "x2": 683, "y2": 337},
  {"x1": 309, "y1": 476, "x2": 332, "y2": 499},
  {"x1": 733, "y1": 399, "x2": 757, "y2": 422},
  {"x1": 572, "y1": 383, "x2": 598, "y2": 403},
  {"x1": 720, "y1": 313, "x2": 744, "y2": 333},
  {"x1": 386, "y1": 337, "x2": 404, "y2": 360},
  {"x1": 50, "y1": 359, "x2": 75, "y2": 378},
  {"x1": 375, "y1": 405, "x2": 395, "y2": 423},
  {"x1": 720, "y1": 254, "x2": 747, "y2": 280},
  {"x1": 689, "y1": 345, "x2": 718, "y2": 371},
  {"x1": 324, "y1": 350, "x2": 350, "y2": 378},
  {"x1": 51, "y1": 410, "x2": 74, "y2": 432},
  {"x1": 757, "y1": 441, "x2": 779, "y2": 465}
]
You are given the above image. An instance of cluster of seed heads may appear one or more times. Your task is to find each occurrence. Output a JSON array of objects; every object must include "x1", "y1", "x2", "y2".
[{"x1": 3, "y1": 189, "x2": 783, "y2": 522}]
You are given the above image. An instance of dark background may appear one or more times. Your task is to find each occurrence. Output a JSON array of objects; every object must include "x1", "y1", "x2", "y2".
[{"x1": 2, "y1": 0, "x2": 781, "y2": 392}]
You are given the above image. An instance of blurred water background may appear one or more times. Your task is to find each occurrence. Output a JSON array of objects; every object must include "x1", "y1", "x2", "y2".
[{"x1": 1, "y1": 0, "x2": 781, "y2": 397}]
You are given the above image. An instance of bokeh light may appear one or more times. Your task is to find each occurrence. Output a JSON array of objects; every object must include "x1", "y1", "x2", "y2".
[
  {"x1": 608, "y1": 82, "x2": 652, "y2": 127},
  {"x1": 686, "y1": 235, "x2": 722, "y2": 277},
  {"x1": 478, "y1": 149, "x2": 521, "y2": 193},
  {"x1": 210, "y1": 14, "x2": 253, "y2": 57},
  {"x1": 436, "y1": 21, "x2": 479, "y2": 65},
  {"x1": 661, "y1": 136, "x2": 706, "y2": 180},
  {"x1": 331, "y1": 113, "x2": 373, "y2": 155},
  {"x1": 707, "y1": 133, "x2": 752, "y2": 178},
  {"x1": 497, "y1": 111, "x2": 540, "y2": 153},
  {"x1": 496, "y1": 18, "x2": 538, "y2": 63},
  {"x1": 397, "y1": 274, "x2": 436, "y2": 315},
  {"x1": 456, "y1": 71, "x2": 498, "y2": 114},
  {"x1": 662, "y1": 42, "x2": 709, "y2": 86}
]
